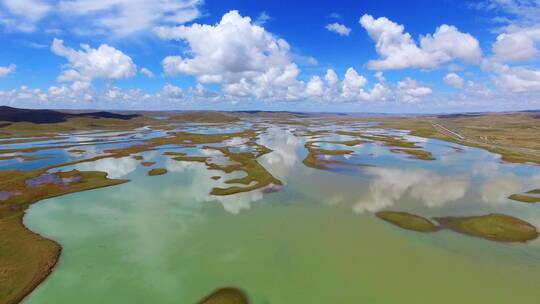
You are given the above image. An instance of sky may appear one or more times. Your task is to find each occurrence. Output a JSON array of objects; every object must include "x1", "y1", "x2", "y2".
[{"x1": 0, "y1": 0, "x2": 540, "y2": 113}]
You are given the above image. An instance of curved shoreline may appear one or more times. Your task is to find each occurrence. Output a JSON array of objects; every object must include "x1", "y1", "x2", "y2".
[
  {"x1": 10, "y1": 214, "x2": 62, "y2": 304},
  {"x1": 0, "y1": 172, "x2": 129, "y2": 304}
]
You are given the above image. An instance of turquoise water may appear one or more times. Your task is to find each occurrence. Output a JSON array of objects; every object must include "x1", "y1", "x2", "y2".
[{"x1": 17, "y1": 126, "x2": 540, "y2": 303}]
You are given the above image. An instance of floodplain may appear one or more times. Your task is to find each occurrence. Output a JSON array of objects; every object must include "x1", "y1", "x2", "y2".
[{"x1": 1, "y1": 108, "x2": 539, "y2": 304}]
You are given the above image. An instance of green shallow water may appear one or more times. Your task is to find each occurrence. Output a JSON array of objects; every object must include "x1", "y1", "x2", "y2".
[{"x1": 22, "y1": 127, "x2": 540, "y2": 303}]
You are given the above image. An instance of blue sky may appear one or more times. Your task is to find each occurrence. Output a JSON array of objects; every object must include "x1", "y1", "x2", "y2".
[{"x1": 0, "y1": 0, "x2": 539, "y2": 112}]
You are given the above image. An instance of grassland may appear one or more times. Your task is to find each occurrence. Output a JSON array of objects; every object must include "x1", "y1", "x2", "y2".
[
  {"x1": 364, "y1": 112, "x2": 540, "y2": 165},
  {"x1": 0, "y1": 214, "x2": 60, "y2": 304},
  {"x1": 0, "y1": 116, "x2": 151, "y2": 138},
  {"x1": 0, "y1": 110, "x2": 242, "y2": 141},
  {"x1": 167, "y1": 111, "x2": 240, "y2": 123}
]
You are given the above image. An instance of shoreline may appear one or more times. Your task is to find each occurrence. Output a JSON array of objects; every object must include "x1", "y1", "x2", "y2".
[
  {"x1": 0, "y1": 173, "x2": 129, "y2": 304},
  {"x1": 11, "y1": 214, "x2": 62, "y2": 304},
  {"x1": 0, "y1": 212, "x2": 61, "y2": 304}
]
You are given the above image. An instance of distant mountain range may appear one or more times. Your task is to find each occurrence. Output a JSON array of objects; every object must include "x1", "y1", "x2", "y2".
[
  {"x1": 1, "y1": 106, "x2": 539, "y2": 124},
  {"x1": 0, "y1": 106, "x2": 139, "y2": 124}
]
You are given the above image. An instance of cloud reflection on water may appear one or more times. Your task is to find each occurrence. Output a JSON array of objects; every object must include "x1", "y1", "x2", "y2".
[
  {"x1": 258, "y1": 127, "x2": 304, "y2": 181},
  {"x1": 354, "y1": 156, "x2": 540, "y2": 214},
  {"x1": 62, "y1": 126, "x2": 540, "y2": 218},
  {"x1": 353, "y1": 167, "x2": 470, "y2": 213},
  {"x1": 164, "y1": 158, "x2": 263, "y2": 214},
  {"x1": 160, "y1": 127, "x2": 304, "y2": 214},
  {"x1": 473, "y1": 162, "x2": 540, "y2": 205},
  {"x1": 74, "y1": 156, "x2": 138, "y2": 178}
]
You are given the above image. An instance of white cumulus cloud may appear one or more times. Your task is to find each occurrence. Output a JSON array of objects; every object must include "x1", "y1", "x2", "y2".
[
  {"x1": 0, "y1": 64, "x2": 16, "y2": 77},
  {"x1": 397, "y1": 77, "x2": 432, "y2": 102},
  {"x1": 444, "y1": 73, "x2": 465, "y2": 88},
  {"x1": 359, "y1": 14, "x2": 481, "y2": 70},
  {"x1": 492, "y1": 28, "x2": 540, "y2": 62},
  {"x1": 305, "y1": 76, "x2": 325, "y2": 97},
  {"x1": 305, "y1": 68, "x2": 391, "y2": 102},
  {"x1": 496, "y1": 66, "x2": 540, "y2": 92},
  {"x1": 0, "y1": 0, "x2": 51, "y2": 32},
  {"x1": 483, "y1": 59, "x2": 540, "y2": 92},
  {"x1": 51, "y1": 38, "x2": 137, "y2": 85},
  {"x1": 0, "y1": 0, "x2": 202, "y2": 36},
  {"x1": 157, "y1": 10, "x2": 303, "y2": 100},
  {"x1": 326, "y1": 22, "x2": 351, "y2": 36},
  {"x1": 341, "y1": 67, "x2": 368, "y2": 98},
  {"x1": 158, "y1": 83, "x2": 184, "y2": 100},
  {"x1": 58, "y1": 0, "x2": 202, "y2": 36},
  {"x1": 140, "y1": 68, "x2": 155, "y2": 78}
]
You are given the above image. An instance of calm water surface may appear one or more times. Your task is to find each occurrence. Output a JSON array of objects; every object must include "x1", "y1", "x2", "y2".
[{"x1": 18, "y1": 126, "x2": 540, "y2": 303}]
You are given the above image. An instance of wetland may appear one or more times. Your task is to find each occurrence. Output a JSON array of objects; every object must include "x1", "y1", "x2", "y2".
[{"x1": 1, "y1": 108, "x2": 539, "y2": 304}]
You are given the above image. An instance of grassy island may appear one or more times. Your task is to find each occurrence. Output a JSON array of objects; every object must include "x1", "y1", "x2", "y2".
[
  {"x1": 508, "y1": 194, "x2": 540, "y2": 203},
  {"x1": 377, "y1": 211, "x2": 538, "y2": 243},
  {"x1": 197, "y1": 288, "x2": 249, "y2": 304},
  {"x1": 317, "y1": 139, "x2": 366, "y2": 147},
  {"x1": 302, "y1": 141, "x2": 354, "y2": 170},
  {"x1": 67, "y1": 149, "x2": 86, "y2": 154},
  {"x1": 389, "y1": 148, "x2": 435, "y2": 160},
  {"x1": 148, "y1": 168, "x2": 167, "y2": 176},
  {"x1": 332, "y1": 131, "x2": 435, "y2": 161},
  {"x1": 376, "y1": 211, "x2": 439, "y2": 232},
  {"x1": 159, "y1": 130, "x2": 282, "y2": 196},
  {"x1": 434, "y1": 214, "x2": 539, "y2": 242},
  {"x1": 203, "y1": 146, "x2": 282, "y2": 196}
]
